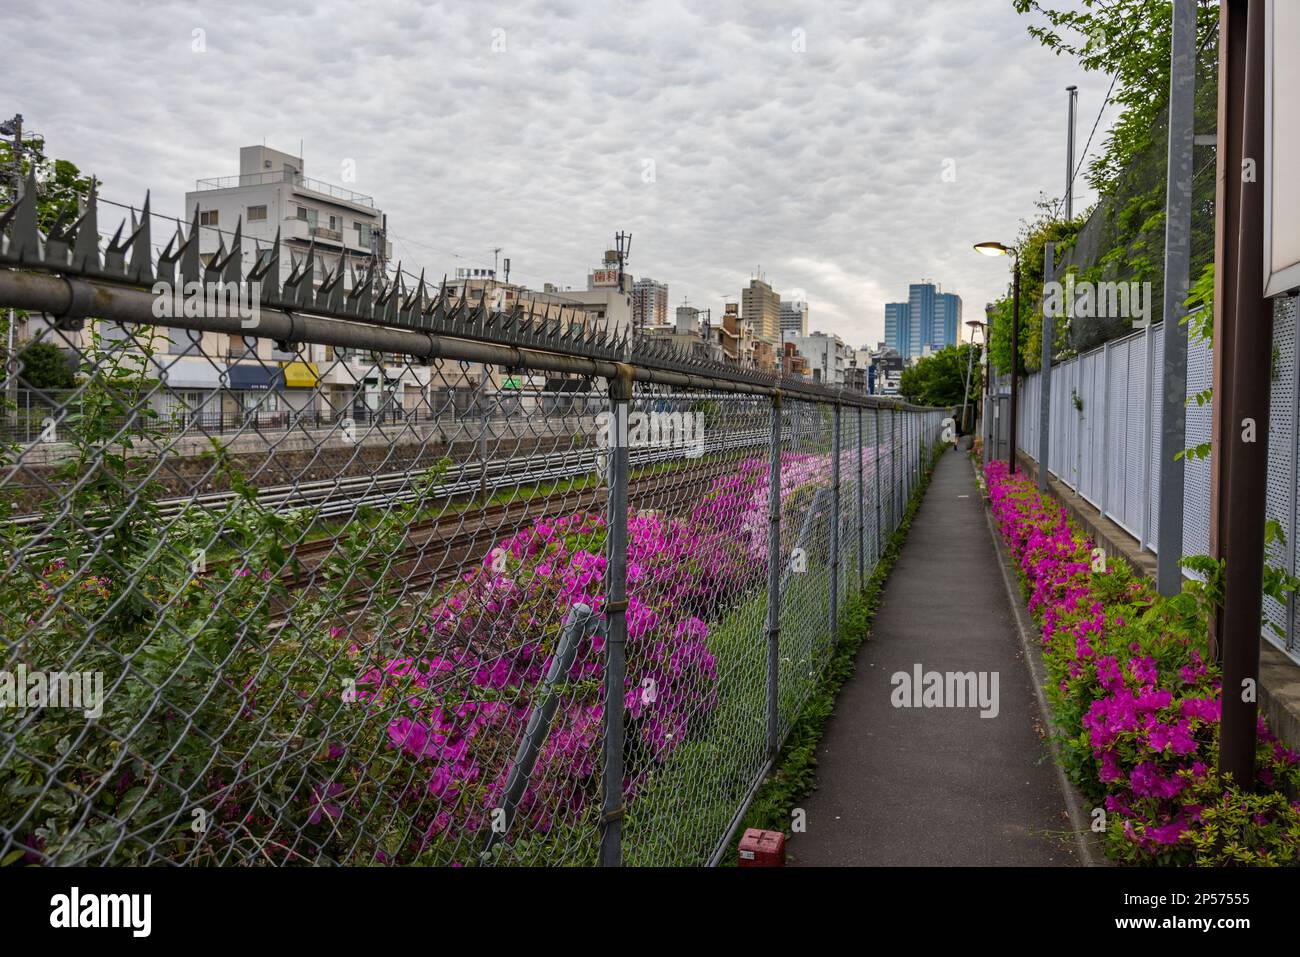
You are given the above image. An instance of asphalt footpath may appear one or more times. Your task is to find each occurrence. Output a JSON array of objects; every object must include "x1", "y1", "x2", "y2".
[{"x1": 787, "y1": 449, "x2": 1079, "y2": 866}]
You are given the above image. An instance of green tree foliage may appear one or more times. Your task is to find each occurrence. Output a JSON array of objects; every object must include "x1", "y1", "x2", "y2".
[
  {"x1": 0, "y1": 134, "x2": 94, "y2": 232},
  {"x1": 0, "y1": 137, "x2": 98, "y2": 389},
  {"x1": 1012, "y1": 0, "x2": 1220, "y2": 194},
  {"x1": 991, "y1": 2, "x2": 1219, "y2": 367},
  {"x1": 985, "y1": 209, "x2": 1083, "y2": 376},
  {"x1": 898, "y1": 343, "x2": 982, "y2": 407},
  {"x1": 16, "y1": 340, "x2": 75, "y2": 389}
]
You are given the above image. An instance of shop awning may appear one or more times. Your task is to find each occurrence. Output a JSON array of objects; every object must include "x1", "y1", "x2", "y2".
[{"x1": 226, "y1": 364, "x2": 285, "y2": 391}]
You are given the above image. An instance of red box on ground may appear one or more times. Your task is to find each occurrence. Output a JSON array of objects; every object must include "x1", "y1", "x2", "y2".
[{"x1": 737, "y1": 828, "x2": 785, "y2": 866}]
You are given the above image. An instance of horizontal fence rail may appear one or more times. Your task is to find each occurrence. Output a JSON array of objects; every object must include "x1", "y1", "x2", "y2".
[{"x1": 0, "y1": 184, "x2": 951, "y2": 866}]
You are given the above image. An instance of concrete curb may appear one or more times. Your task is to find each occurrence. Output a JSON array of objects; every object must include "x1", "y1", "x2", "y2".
[{"x1": 969, "y1": 454, "x2": 1108, "y2": 867}]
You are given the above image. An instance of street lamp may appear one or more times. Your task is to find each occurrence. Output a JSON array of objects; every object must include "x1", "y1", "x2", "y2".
[
  {"x1": 973, "y1": 241, "x2": 1020, "y2": 474},
  {"x1": 961, "y1": 318, "x2": 986, "y2": 436}
]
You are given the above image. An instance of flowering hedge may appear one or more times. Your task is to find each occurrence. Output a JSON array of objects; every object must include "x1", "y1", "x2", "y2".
[
  {"x1": 984, "y1": 459, "x2": 1300, "y2": 865},
  {"x1": 330, "y1": 449, "x2": 843, "y2": 862}
]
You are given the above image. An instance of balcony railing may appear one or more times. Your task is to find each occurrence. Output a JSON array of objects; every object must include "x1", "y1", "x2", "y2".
[{"x1": 193, "y1": 170, "x2": 375, "y2": 208}]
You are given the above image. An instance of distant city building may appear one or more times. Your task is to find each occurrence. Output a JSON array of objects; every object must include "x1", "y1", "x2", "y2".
[
  {"x1": 779, "y1": 299, "x2": 809, "y2": 338},
  {"x1": 179, "y1": 144, "x2": 422, "y2": 424},
  {"x1": 845, "y1": 347, "x2": 871, "y2": 393},
  {"x1": 714, "y1": 302, "x2": 743, "y2": 363},
  {"x1": 907, "y1": 282, "x2": 936, "y2": 357},
  {"x1": 934, "y1": 292, "x2": 962, "y2": 351},
  {"x1": 883, "y1": 282, "x2": 962, "y2": 359},
  {"x1": 633, "y1": 277, "x2": 669, "y2": 331},
  {"x1": 675, "y1": 304, "x2": 702, "y2": 335},
  {"x1": 870, "y1": 347, "x2": 904, "y2": 395},
  {"x1": 742, "y1": 277, "x2": 781, "y2": 345},
  {"x1": 884, "y1": 302, "x2": 910, "y2": 358},
  {"x1": 785, "y1": 331, "x2": 850, "y2": 386},
  {"x1": 642, "y1": 303, "x2": 723, "y2": 361},
  {"x1": 781, "y1": 341, "x2": 810, "y2": 379}
]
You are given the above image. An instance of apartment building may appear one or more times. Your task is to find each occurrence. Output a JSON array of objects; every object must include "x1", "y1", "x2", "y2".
[
  {"x1": 784, "y1": 331, "x2": 850, "y2": 386},
  {"x1": 632, "y1": 277, "x2": 669, "y2": 331},
  {"x1": 173, "y1": 145, "x2": 425, "y2": 424},
  {"x1": 779, "y1": 298, "x2": 809, "y2": 338},
  {"x1": 741, "y1": 277, "x2": 781, "y2": 346}
]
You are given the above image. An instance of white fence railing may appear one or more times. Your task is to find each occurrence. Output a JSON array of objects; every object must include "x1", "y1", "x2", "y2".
[{"x1": 1015, "y1": 296, "x2": 1300, "y2": 666}]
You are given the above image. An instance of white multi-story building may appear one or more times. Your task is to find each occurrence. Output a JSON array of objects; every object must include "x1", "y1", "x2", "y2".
[
  {"x1": 175, "y1": 145, "x2": 425, "y2": 424},
  {"x1": 779, "y1": 299, "x2": 809, "y2": 338},
  {"x1": 632, "y1": 277, "x2": 669, "y2": 331},
  {"x1": 783, "y1": 331, "x2": 850, "y2": 386}
]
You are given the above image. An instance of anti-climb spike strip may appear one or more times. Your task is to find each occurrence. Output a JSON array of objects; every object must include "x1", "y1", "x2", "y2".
[
  {"x1": 44, "y1": 205, "x2": 77, "y2": 269},
  {"x1": 5, "y1": 170, "x2": 43, "y2": 266},
  {"x1": 222, "y1": 216, "x2": 242, "y2": 285},
  {"x1": 103, "y1": 218, "x2": 127, "y2": 277},
  {"x1": 127, "y1": 192, "x2": 152, "y2": 283},
  {"x1": 178, "y1": 204, "x2": 201, "y2": 285},
  {"x1": 247, "y1": 228, "x2": 280, "y2": 300},
  {"x1": 0, "y1": 178, "x2": 815, "y2": 376}
]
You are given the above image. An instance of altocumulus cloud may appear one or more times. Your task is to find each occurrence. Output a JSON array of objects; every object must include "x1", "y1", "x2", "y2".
[{"x1": 6, "y1": 0, "x2": 1111, "y2": 346}]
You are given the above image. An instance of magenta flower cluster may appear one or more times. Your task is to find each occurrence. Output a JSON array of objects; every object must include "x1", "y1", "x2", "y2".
[
  {"x1": 328, "y1": 451, "x2": 834, "y2": 859},
  {"x1": 984, "y1": 460, "x2": 1300, "y2": 862}
]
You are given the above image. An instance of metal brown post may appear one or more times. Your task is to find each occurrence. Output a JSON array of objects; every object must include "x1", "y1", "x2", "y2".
[{"x1": 1217, "y1": 0, "x2": 1270, "y2": 791}]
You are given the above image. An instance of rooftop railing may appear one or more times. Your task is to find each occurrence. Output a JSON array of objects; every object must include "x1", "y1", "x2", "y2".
[{"x1": 193, "y1": 169, "x2": 376, "y2": 208}]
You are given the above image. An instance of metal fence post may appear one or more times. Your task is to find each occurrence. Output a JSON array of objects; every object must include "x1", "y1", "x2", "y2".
[
  {"x1": 1141, "y1": 324, "x2": 1155, "y2": 549},
  {"x1": 1100, "y1": 341, "x2": 1111, "y2": 518},
  {"x1": 599, "y1": 370, "x2": 631, "y2": 867},
  {"x1": 765, "y1": 391, "x2": 783, "y2": 759},
  {"x1": 829, "y1": 402, "x2": 842, "y2": 645},
  {"x1": 909, "y1": 412, "x2": 916, "y2": 492},
  {"x1": 1039, "y1": 242, "x2": 1055, "y2": 492},
  {"x1": 856, "y1": 405, "x2": 865, "y2": 590},
  {"x1": 873, "y1": 406, "x2": 883, "y2": 558},
  {"x1": 478, "y1": 394, "x2": 490, "y2": 503},
  {"x1": 902, "y1": 411, "x2": 908, "y2": 499},
  {"x1": 889, "y1": 408, "x2": 898, "y2": 532},
  {"x1": 1156, "y1": 0, "x2": 1195, "y2": 594}
]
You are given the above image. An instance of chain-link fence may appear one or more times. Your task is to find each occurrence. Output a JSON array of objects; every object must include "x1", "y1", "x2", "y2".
[
  {"x1": 1015, "y1": 297, "x2": 1300, "y2": 667},
  {"x1": 0, "y1": 185, "x2": 950, "y2": 867}
]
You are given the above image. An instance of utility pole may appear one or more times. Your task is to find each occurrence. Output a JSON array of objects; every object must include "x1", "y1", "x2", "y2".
[
  {"x1": 1156, "y1": 0, "x2": 1195, "y2": 596},
  {"x1": 370, "y1": 213, "x2": 388, "y2": 278},
  {"x1": 4, "y1": 113, "x2": 23, "y2": 422},
  {"x1": 1038, "y1": 242, "x2": 1055, "y2": 492},
  {"x1": 1065, "y1": 86, "x2": 1078, "y2": 220},
  {"x1": 1214, "y1": 0, "x2": 1269, "y2": 791},
  {"x1": 615, "y1": 230, "x2": 632, "y2": 334}
]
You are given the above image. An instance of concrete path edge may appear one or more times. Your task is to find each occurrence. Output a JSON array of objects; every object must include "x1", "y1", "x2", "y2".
[{"x1": 970, "y1": 453, "x2": 1108, "y2": 867}]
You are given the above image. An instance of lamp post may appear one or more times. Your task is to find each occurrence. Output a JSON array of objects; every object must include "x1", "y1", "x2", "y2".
[{"x1": 974, "y1": 241, "x2": 1020, "y2": 474}]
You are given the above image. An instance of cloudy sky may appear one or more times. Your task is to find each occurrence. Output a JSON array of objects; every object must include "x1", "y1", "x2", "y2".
[{"x1": 9, "y1": 0, "x2": 1113, "y2": 347}]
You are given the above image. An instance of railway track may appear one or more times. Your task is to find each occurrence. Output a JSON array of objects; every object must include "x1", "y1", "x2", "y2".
[
  {"x1": 246, "y1": 449, "x2": 744, "y2": 620},
  {"x1": 8, "y1": 427, "x2": 774, "y2": 527}
]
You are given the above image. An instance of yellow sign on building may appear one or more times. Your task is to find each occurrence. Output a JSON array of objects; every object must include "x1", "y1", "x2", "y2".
[{"x1": 281, "y1": 361, "x2": 320, "y2": 388}]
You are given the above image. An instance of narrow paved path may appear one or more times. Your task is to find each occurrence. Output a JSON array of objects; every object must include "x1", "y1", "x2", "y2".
[{"x1": 789, "y1": 450, "x2": 1078, "y2": 866}]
